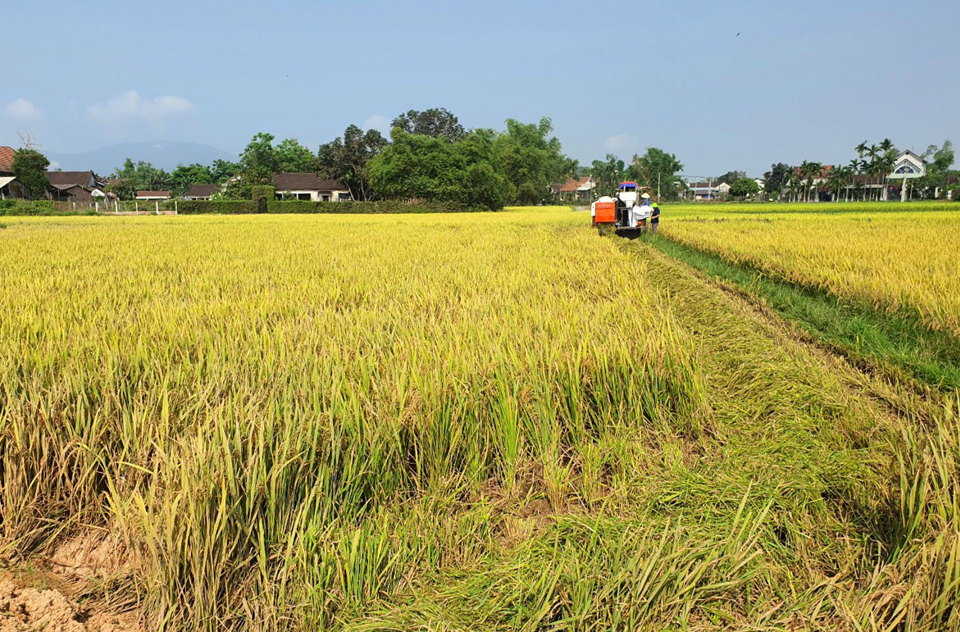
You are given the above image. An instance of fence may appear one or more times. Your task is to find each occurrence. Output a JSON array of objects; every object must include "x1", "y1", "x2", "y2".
[
  {"x1": 53, "y1": 199, "x2": 182, "y2": 215},
  {"x1": 6, "y1": 198, "x2": 489, "y2": 216}
]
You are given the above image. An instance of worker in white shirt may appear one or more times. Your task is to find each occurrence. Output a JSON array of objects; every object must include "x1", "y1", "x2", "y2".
[{"x1": 632, "y1": 193, "x2": 652, "y2": 227}]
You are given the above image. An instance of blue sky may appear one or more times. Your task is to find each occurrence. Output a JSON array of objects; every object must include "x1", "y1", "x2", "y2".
[{"x1": 3, "y1": 0, "x2": 958, "y2": 177}]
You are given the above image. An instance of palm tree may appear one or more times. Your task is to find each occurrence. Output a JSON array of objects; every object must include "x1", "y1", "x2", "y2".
[
  {"x1": 866, "y1": 145, "x2": 880, "y2": 200},
  {"x1": 798, "y1": 162, "x2": 811, "y2": 202},
  {"x1": 878, "y1": 139, "x2": 898, "y2": 201},
  {"x1": 790, "y1": 174, "x2": 803, "y2": 203},
  {"x1": 843, "y1": 165, "x2": 855, "y2": 202},
  {"x1": 785, "y1": 172, "x2": 800, "y2": 202},
  {"x1": 855, "y1": 140, "x2": 869, "y2": 165},
  {"x1": 847, "y1": 160, "x2": 860, "y2": 202},
  {"x1": 831, "y1": 165, "x2": 854, "y2": 202},
  {"x1": 799, "y1": 160, "x2": 823, "y2": 202},
  {"x1": 880, "y1": 138, "x2": 907, "y2": 201}
]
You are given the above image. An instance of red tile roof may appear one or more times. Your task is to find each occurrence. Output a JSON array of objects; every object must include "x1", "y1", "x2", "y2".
[
  {"x1": 558, "y1": 176, "x2": 594, "y2": 193},
  {"x1": 792, "y1": 165, "x2": 834, "y2": 178},
  {"x1": 136, "y1": 190, "x2": 171, "y2": 199},
  {"x1": 0, "y1": 146, "x2": 14, "y2": 173}
]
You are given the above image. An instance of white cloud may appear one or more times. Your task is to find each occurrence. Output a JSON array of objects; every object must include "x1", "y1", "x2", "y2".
[
  {"x1": 604, "y1": 134, "x2": 632, "y2": 152},
  {"x1": 88, "y1": 90, "x2": 194, "y2": 124},
  {"x1": 4, "y1": 98, "x2": 43, "y2": 122},
  {"x1": 363, "y1": 114, "x2": 390, "y2": 133}
]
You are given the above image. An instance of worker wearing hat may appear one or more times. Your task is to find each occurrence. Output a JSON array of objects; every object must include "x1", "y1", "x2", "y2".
[
  {"x1": 650, "y1": 199, "x2": 660, "y2": 234},
  {"x1": 633, "y1": 192, "x2": 652, "y2": 228}
]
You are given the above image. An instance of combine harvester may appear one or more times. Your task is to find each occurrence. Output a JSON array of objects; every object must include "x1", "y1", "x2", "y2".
[{"x1": 591, "y1": 181, "x2": 652, "y2": 237}]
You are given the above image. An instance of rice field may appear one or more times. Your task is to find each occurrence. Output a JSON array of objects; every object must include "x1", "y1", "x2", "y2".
[
  {"x1": 661, "y1": 208, "x2": 960, "y2": 336},
  {"x1": 1, "y1": 208, "x2": 958, "y2": 631}
]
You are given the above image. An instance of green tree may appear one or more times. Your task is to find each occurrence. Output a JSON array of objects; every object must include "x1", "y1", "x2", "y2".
[
  {"x1": 763, "y1": 163, "x2": 792, "y2": 201},
  {"x1": 865, "y1": 144, "x2": 881, "y2": 200},
  {"x1": 275, "y1": 138, "x2": 317, "y2": 173},
  {"x1": 391, "y1": 108, "x2": 466, "y2": 142},
  {"x1": 631, "y1": 148, "x2": 684, "y2": 201},
  {"x1": 589, "y1": 154, "x2": 625, "y2": 197},
  {"x1": 317, "y1": 125, "x2": 389, "y2": 201},
  {"x1": 825, "y1": 166, "x2": 853, "y2": 202},
  {"x1": 456, "y1": 129, "x2": 512, "y2": 209},
  {"x1": 170, "y1": 163, "x2": 215, "y2": 197},
  {"x1": 926, "y1": 140, "x2": 954, "y2": 173},
  {"x1": 110, "y1": 158, "x2": 168, "y2": 196},
  {"x1": 917, "y1": 140, "x2": 954, "y2": 198},
  {"x1": 847, "y1": 159, "x2": 862, "y2": 201},
  {"x1": 713, "y1": 170, "x2": 747, "y2": 186},
  {"x1": 786, "y1": 172, "x2": 803, "y2": 202},
  {"x1": 234, "y1": 133, "x2": 279, "y2": 197},
  {"x1": 729, "y1": 178, "x2": 759, "y2": 199},
  {"x1": 210, "y1": 159, "x2": 239, "y2": 182},
  {"x1": 799, "y1": 160, "x2": 823, "y2": 202},
  {"x1": 878, "y1": 138, "x2": 898, "y2": 200},
  {"x1": 493, "y1": 117, "x2": 572, "y2": 205},
  {"x1": 368, "y1": 128, "x2": 510, "y2": 210},
  {"x1": 12, "y1": 149, "x2": 50, "y2": 199}
]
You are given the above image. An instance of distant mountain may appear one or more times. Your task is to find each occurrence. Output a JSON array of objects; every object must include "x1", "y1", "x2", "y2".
[{"x1": 47, "y1": 141, "x2": 237, "y2": 175}]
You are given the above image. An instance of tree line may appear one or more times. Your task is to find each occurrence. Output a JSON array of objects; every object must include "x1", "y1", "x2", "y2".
[
  {"x1": 9, "y1": 108, "x2": 693, "y2": 209},
  {"x1": 585, "y1": 149, "x2": 685, "y2": 201},
  {"x1": 97, "y1": 109, "x2": 581, "y2": 211},
  {"x1": 761, "y1": 139, "x2": 956, "y2": 202},
  {"x1": 12, "y1": 115, "x2": 955, "y2": 208}
]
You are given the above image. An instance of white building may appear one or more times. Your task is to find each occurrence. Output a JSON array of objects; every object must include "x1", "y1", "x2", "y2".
[{"x1": 272, "y1": 173, "x2": 351, "y2": 202}]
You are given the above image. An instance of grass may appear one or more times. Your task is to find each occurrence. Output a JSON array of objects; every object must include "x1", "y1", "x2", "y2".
[
  {"x1": 660, "y1": 210, "x2": 960, "y2": 336},
  {"x1": 0, "y1": 207, "x2": 958, "y2": 630},
  {"x1": 665, "y1": 201, "x2": 960, "y2": 219},
  {"x1": 644, "y1": 234, "x2": 960, "y2": 390}
]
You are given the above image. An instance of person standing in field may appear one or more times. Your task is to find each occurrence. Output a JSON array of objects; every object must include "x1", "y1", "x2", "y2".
[
  {"x1": 633, "y1": 193, "x2": 652, "y2": 228},
  {"x1": 650, "y1": 201, "x2": 661, "y2": 234}
]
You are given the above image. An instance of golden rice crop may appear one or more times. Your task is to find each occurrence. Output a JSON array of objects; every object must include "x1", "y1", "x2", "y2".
[
  {"x1": 0, "y1": 211, "x2": 703, "y2": 629},
  {"x1": 2, "y1": 208, "x2": 956, "y2": 631},
  {"x1": 662, "y1": 210, "x2": 960, "y2": 335}
]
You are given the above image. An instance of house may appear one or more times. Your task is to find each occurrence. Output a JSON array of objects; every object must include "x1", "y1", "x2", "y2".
[
  {"x1": 0, "y1": 146, "x2": 29, "y2": 199},
  {"x1": 136, "y1": 191, "x2": 171, "y2": 201},
  {"x1": 785, "y1": 165, "x2": 837, "y2": 201},
  {"x1": 47, "y1": 171, "x2": 105, "y2": 203},
  {"x1": 272, "y1": 173, "x2": 350, "y2": 201},
  {"x1": 792, "y1": 165, "x2": 834, "y2": 183},
  {"x1": 557, "y1": 176, "x2": 597, "y2": 203},
  {"x1": 846, "y1": 174, "x2": 891, "y2": 199},
  {"x1": 886, "y1": 150, "x2": 927, "y2": 202},
  {"x1": 183, "y1": 183, "x2": 219, "y2": 200},
  {"x1": 888, "y1": 150, "x2": 926, "y2": 179},
  {"x1": 687, "y1": 181, "x2": 732, "y2": 201},
  {"x1": 0, "y1": 146, "x2": 14, "y2": 176},
  {"x1": 0, "y1": 175, "x2": 24, "y2": 199}
]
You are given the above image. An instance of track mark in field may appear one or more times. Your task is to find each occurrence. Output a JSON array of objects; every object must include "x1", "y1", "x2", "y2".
[
  {"x1": 640, "y1": 235, "x2": 960, "y2": 394},
  {"x1": 631, "y1": 236, "x2": 946, "y2": 424}
]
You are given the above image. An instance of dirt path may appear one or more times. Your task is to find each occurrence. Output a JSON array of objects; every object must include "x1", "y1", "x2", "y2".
[{"x1": 0, "y1": 532, "x2": 142, "y2": 632}]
